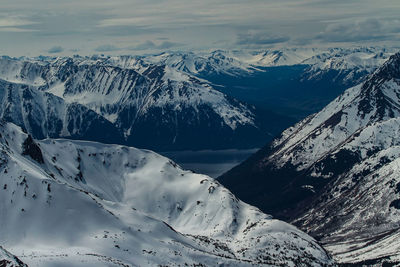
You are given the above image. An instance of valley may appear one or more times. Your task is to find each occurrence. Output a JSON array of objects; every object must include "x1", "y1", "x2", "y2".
[{"x1": 160, "y1": 148, "x2": 258, "y2": 178}]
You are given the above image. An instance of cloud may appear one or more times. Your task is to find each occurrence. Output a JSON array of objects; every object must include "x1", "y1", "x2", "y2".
[
  {"x1": 0, "y1": 16, "x2": 38, "y2": 32},
  {"x1": 0, "y1": 27, "x2": 38, "y2": 32},
  {"x1": 315, "y1": 18, "x2": 399, "y2": 43},
  {"x1": 131, "y1": 40, "x2": 156, "y2": 51},
  {"x1": 129, "y1": 40, "x2": 181, "y2": 51},
  {"x1": 47, "y1": 46, "x2": 64, "y2": 53},
  {"x1": 236, "y1": 31, "x2": 290, "y2": 46},
  {"x1": 0, "y1": 17, "x2": 36, "y2": 27},
  {"x1": 1, "y1": 0, "x2": 400, "y2": 55},
  {"x1": 98, "y1": 17, "x2": 150, "y2": 28},
  {"x1": 94, "y1": 44, "x2": 121, "y2": 52},
  {"x1": 158, "y1": 41, "x2": 179, "y2": 49}
]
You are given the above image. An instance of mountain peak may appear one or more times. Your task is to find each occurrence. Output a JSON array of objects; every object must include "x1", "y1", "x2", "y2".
[
  {"x1": 358, "y1": 51, "x2": 400, "y2": 120},
  {"x1": 365, "y1": 52, "x2": 400, "y2": 85}
]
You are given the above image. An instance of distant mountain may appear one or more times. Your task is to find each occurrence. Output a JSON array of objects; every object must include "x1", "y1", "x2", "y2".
[
  {"x1": 138, "y1": 47, "x2": 392, "y2": 77},
  {"x1": 142, "y1": 50, "x2": 258, "y2": 76},
  {"x1": 0, "y1": 56, "x2": 272, "y2": 151},
  {"x1": 219, "y1": 53, "x2": 400, "y2": 265},
  {"x1": 195, "y1": 47, "x2": 394, "y2": 119},
  {"x1": 0, "y1": 121, "x2": 333, "y2": 266},
  {"x1": 301, "y1": 47, "x2": 392, "y2": 87}
]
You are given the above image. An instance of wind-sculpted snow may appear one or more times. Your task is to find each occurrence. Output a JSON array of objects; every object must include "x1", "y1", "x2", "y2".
[
  {"x1": 220, "y1": 53, "x2": 400, "y2": 265},
  {"x1": 0, "y1": 122, "x2": 333, "y2": 266}
]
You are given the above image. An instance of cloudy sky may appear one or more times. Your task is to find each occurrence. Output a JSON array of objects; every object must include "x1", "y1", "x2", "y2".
[{"x1": 1, "y1": 0, "x2": 399, "y2": 56}]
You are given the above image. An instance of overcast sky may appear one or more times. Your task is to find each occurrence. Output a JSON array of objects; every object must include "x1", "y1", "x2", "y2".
[{"x1": 1, "y1": 0, "x2": 399, "y2": 56}]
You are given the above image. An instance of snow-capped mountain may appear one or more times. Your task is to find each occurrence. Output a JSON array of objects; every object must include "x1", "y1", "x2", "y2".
[
  {"x1": 219, "y1": 52, "x2": 400, "y2": 265},
  {"x1": 237, "y1": 48, "x2": 320, "y2": 67},
  {"x1": 108, "y1": 47, "x2": 393, "y2": 80},
  {"x1": 0, "y1": 56, "x2": 266, "y2": 150},
  {"x1": 0, "y1": 247, "x2": 27, "y2": 267},
  {"x1": 139, "y1": 47, "x2": 393, "y2": 76},
  {"x1": 0, "y1": 121, "x2": 333, "y2": 266},
  {"x1": 143, "y1": 50, "x2": 259, "y2": 76},
  {"x1": 302, "y1": 47, "x2": 393, "y2": 87}
]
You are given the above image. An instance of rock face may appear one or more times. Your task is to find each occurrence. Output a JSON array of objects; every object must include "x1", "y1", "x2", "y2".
[
  {"x1": 219, "y1": 53, "x2": 400, "y2": 264},
  {"x1": 0, "y1": 56, "x2": 266, "y2": 151},
  {"x1": 0, "y1": 121, "x2": 333, "y2": 267}
]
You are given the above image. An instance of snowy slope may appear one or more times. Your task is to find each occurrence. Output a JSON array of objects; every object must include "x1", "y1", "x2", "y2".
[
  {"x1": 0, "y1": 122, "x2": 333, "y2": 267},
  {"x1": 220, "y1": 52, "x2": 400, "y2": 264},
  {"x1": 0, "y1": 247, "x2": 27, "y2": 267}
]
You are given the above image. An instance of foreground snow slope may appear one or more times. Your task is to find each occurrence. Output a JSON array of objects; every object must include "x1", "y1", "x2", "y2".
[
  {"x1": 220, "y1": 53, "x2": 400, "y2": 264},
  {"x1": 0, "y1": 122, "x2": 333, "y2": 266}
]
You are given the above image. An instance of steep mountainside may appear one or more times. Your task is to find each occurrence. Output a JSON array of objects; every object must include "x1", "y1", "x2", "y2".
[
  {"x1": 0, "y1": 56, "x2": 266, "y2": 150},
  {"x1": 219, "y1": 53, "x2": 400, "y2": 264},
  {"x1": 0, "y1": 121, "x2": 333, "y2": 267},
  {"x1": 0, "y1": 79, "x2": 123, "y2": 143},
  {"x1": 0, "y1": 247, "x2": 27, "y2": 267}
]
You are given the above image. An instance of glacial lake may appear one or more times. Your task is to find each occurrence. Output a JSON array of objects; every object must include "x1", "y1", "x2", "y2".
[{"x1": 159, "y1": 148, "x2": 259, "y2": 178}]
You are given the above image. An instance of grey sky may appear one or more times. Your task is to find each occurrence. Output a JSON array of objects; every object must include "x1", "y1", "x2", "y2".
[{"x1": 0, "y1": 0, "x2": 399, "y2": 56}]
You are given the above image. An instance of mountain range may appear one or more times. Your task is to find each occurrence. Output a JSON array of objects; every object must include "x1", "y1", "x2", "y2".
[
  {"x1": 0, "y1": 47, "x2": 393, "y2": 151},
  {"x1": 0, "y1": 56, "x2": 267, "y2": 151}
]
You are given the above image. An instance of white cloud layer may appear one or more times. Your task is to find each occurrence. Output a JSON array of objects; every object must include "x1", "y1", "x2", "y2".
[{"x1": 0, "y1": 0, "x2": 399, "y2": 55}]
